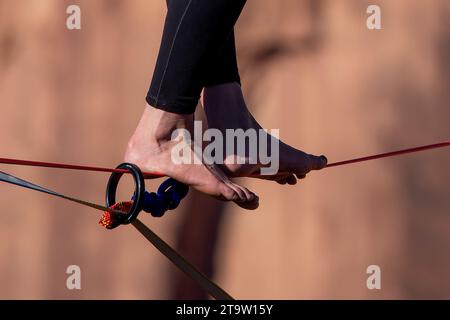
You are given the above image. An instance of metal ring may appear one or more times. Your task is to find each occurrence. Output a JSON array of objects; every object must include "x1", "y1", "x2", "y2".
[{"x1": 105, "y1": 163, "x2": 145, "y2": 225}]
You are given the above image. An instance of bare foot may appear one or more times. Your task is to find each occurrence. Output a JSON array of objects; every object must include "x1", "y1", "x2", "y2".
[
  {"x1": 202, "y1": 83, "x2": 327, "y2": 185},
  {"x1": 124, "y1": 104, "x2": 259, "y2": 210}
]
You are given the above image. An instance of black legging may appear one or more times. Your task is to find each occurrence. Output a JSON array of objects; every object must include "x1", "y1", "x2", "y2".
[{"x1": 146, "y1": 0, "x2": 247, "y2": 114}]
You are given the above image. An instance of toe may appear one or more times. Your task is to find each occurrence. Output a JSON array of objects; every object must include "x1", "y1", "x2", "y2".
[
  {"x1": 286, "y1": 174, "x2": 297, "y2": 185},
  {"x1": 218, "y1": 183, "x2": 240, "y2": 201},
  {"x1": 296, "y1": 173, "x2": 307, "y2": 180},
  {"x1": 276, "y1": 174, "x2": 297, "y2": 185},
  {"x1": 308, "y1": 154, "x2": 328, "y2": 170},
  {"x1": 238, "y1": 185, "x2": 257, "y2": 202},
  {"x1": 236, "y1": 194, "x2": 259, "y2": 210},
  {"x1": 221, "y1": 182, "x2": 259, "y2": 210}
]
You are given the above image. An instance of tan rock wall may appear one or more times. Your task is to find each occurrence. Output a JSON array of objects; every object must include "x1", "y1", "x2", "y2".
[{"x1": 0, "y1": 0, "x2": 449, "y2": 299}]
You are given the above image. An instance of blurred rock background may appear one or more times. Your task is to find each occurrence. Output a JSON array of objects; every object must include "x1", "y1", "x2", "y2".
[{"x1": 0, "y1": 0, "x2": 449, "y2": 299}]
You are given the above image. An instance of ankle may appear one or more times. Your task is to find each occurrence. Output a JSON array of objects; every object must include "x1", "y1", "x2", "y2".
[
  {"x1": 124, "y1": 105, "x2": 193, "y2": 163},
  {"x1": 203, "y1": 86, "x2": 255, "y2": 130},
  {"x1": 144, "y1": 104, "x2": 194, "y2": 142}
]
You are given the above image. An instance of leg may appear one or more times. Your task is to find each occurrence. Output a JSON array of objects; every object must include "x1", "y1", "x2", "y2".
[
  {"x1": 126, "y1": 0, "x2": 258, "y2": 209},
  {"x1": 202, "y1": 30, "x2": 241, "y2": 88},
  {"x1": 147, "y1": 0, "x2": 246, "y2": 114},
  {"x1": 201, "y1": 35, "x2": 327, "y2": 183}
]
